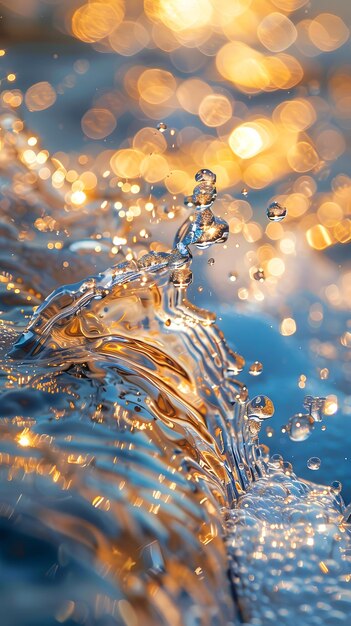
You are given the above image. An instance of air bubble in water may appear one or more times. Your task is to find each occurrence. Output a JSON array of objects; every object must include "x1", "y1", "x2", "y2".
[
  {"x1": 249, "y1": 361, "x2": 263, "y2": 376},
  {"x1": 247, "y1": 395, "x2": 274, "y2": 420},
  {"x1": 208, "y1": 258, "x2": 215, "y2": 266},
  {"x1": 266, "y1": 201, "x2": 287, "y2": 222},
  {"x1": 195, "y1": 168, "x2": 216, "y2": 184},
  {"x1": 307, "y1": 456, "x2": 321, "y2": 470},
  {"x1": 157, "y1": 122, "x2": 167, "y2": 132},
  {"x1": 287, "y1": 413, "x2": 314, "y2": 442},
  {"x1": 253, "y1": 268, "x2": 265, "y2": 282}
]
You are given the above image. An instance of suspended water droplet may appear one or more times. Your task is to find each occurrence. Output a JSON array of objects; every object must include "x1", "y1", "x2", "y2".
[
  {"x1": 241, "y1": 187, "x2": 248, "y2": 197},
  {"x1": 183, "y1": 195, "x2": 194, "y2": 208},
  {"x1": 208, "y1": 257, "x2": 215, "y2": 266},
  {"x1": 253, "y1": 268, "x2": 265, "y2": 282},
  {"x1": 266, "y1": 201, "x2": 287, "y2": 222},
  {"x1": 303, "y1": 395, "x2": 326, "y2": 422},
  {"x1": 287, "y1": 413, "x2": 314, "y2": 442},
  {"x1": 266, "y1": 426, "x2": 274, "y2": 438},
  {"x1": 247, "y1": 395, "x2": 274, "y2": 420},
  {"x1": 228, "y1": 272, "x2": 238, "y2": 282},
  {"x1": 307, "y1": 456, "x2": 321, "y2": 470},
  {"x1": 269, "y1": 453, "x2": 283, "y2": 469},
  {"x1": 330, "y1": 480, "x2": 342, "y2": 495},
  {"x1": 157, "y1": 122, "x2": 167, "y2": 132},
  {"x1": 195, "y1": 168, "x2": 216, "y2": 184},
  {"x1": 249, "y1": 361, "x2": 263, "y2": 376}
]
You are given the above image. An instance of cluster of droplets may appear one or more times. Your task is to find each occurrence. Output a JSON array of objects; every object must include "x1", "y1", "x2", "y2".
[{"x1": 285, "y1": 395, "x2": 326, "y2": 444}]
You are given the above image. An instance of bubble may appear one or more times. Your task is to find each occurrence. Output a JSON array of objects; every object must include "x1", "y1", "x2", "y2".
[
  {"x1": 303, "y1": 395, "x2": 326, "y2": 422},
  {"x1": 157, "y1": 122, "x2": 167, "y2": 132},
  {"x1": 249, "y1": 361, "x2": 263, "y2": 376},
  {"x1": 253, "y1": 268, "x2": 265, "y2": 282},
  {"x1": 192, "y1": 182, "x2": 217, "y2": 208},
  {"x1": 287, "y1": 413, "x2": 314, "y2": 442},
  {"x1": 241, "y1": 187, "x2": 248, "y2": 197},
  {"x1": 266, "y1": 201, "x2": 287, "y2": 222},
  {"x1": 307, "y1": 456, "x2": 321, "y2": 470},
  {"x1": 228, "y1": 272, "x2": 238, "y2": 282},
  {"x1": 195, "y1": 169, "x2": 216, "y2": 184},
  {"x1": 247, "y1": 395, "x2": 274, "y2": 420}
]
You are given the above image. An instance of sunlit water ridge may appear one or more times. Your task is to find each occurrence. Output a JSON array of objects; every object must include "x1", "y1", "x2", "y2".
[{"x1": 0, "y1": 155, "x2": 349, "y2": 625}]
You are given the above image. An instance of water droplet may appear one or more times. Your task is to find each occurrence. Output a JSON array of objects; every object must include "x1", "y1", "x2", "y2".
[
  {"x1": 192, "y1": 182, "x2": 217, "y2": 208},
  {"x1": 307, "y1": 456, "x2": 321, "y2": 470},
  {"x1": 253, "y1": 268, "x2": 265, "y2": 282},
  {"x1": 247, "y1": 395, "x2": 274, "y2": 420},
  {"x1": 228, "y1": 272, "x2": 238, "y2": 282},
  {"x1": 266, "y1": 201, "x2": 287, "y2": 222},
  {"x1": 303, "y1": 395, "x2": 326, "y2": 422},
  {"x1": 287, "y1": 413, "x2": 314, "y2": 442},
  {"x1": 157, "y1": 122, "x2": 167, "y2": 132},
  {"x1": 249, "y1": 361, "x2": 263, "y2": 376},
  {"x1": 241, "y1": 187, "x2": 248, "y2": 197},
  {"x1": 269, "y1": 453, "x2": 283, "y2": 469},
  {"x1": 183, "y1": 195, "x2": 194, "y2": 208},
  {"x1": 195, "y1": 168, "x2": 216, "y2": 184},
  {"x1": 330, "y1": 480, "x2": 342, "y2": 495},
  {"x1": 208, "y1": 258, "x2": 215, "y2": 266}
]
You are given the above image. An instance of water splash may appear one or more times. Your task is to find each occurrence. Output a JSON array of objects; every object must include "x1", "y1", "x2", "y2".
[{"x1": 1, "y1": 155, "x2": 350, "y2": 625}]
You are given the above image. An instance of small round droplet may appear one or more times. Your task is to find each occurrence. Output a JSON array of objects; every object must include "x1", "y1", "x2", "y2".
[
  {"x1": 249, "y1": 361, "x2": 263, "y2": 376},
  {"x1": 253, "y1": 268, "x2": 265, "y2": 282},
  {"x1": 287, "y1": 413, "x2": 314, "y2": 442},
  {"x1": 241, "y1": 187, "x2": 248, "y2": 197},
  {"x1": 307, "y1": 456, "x2": 321, "y2": 470},
  {"x1": 247, "y1": 395, "x2": 274, "y2": 420},
  {"x1": 208, "y1": 257, "x2": 215, "y2": 266},
  {"x1": 266, "y1": 201, "x2": 287, "y2": 222},
  {"x1": 266, "y1": 426, "x2": 274, "y2": 438},
  {"x1": 184, "y1": 195, "x2": 194, "y2": 208},
  {"x1": 228, "y1": 272, "x2": 238, "y2": 282},
  {"x1": 195, "y1": 168, "x2": 216, "y2": 184},
  {"x1": 157, "y1": 122, "x2": 167, "y2": 132}
]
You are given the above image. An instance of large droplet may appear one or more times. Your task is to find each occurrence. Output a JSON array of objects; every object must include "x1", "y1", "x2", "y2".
[
  {"x1": 287, "y1": 413, "x2": 314, "y2": 442},
  {"x1": 249, "y1": 361, "x2": 263, "y2": 376},
  {"x1": 246, "y1": 395, "x2": 274, "y2": 420},
  {"x1": 266, "y1": 201, "x2": 287, "y2": 222},
  {"x1": 307, "y1": 456, "x2": 321, "y2": 470},
  {"x1": 195, "y1": 168, "x2": 216, "y2": 184}
]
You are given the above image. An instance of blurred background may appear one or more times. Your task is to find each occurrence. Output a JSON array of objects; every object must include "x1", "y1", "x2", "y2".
[{"x1": 0, "y1": 0, "x2": 350, "y2": 498}]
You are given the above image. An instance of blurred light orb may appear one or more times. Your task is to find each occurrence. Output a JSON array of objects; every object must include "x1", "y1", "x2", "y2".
[
  {"x1": 72, "y1": 2, "x2": 124, "y2": 43},
  {"x1": 198, "y1": 94, "x2": 232, "y2": 127},
  {"x1": 81, "y1": 108, "x2": 116, "y2": 140},
  {"x1": 229, "y1": 125, "x2": 263, "y2": 159},
  {"x1": 145, "y1": 0, "x2": 213, "y2": 32},
  {"x1": 25, "y1": 81, "x2": 56, "y2": 112},
  {"x1": 258, "y1": 12, "x2": 297, "y2": 52}
]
